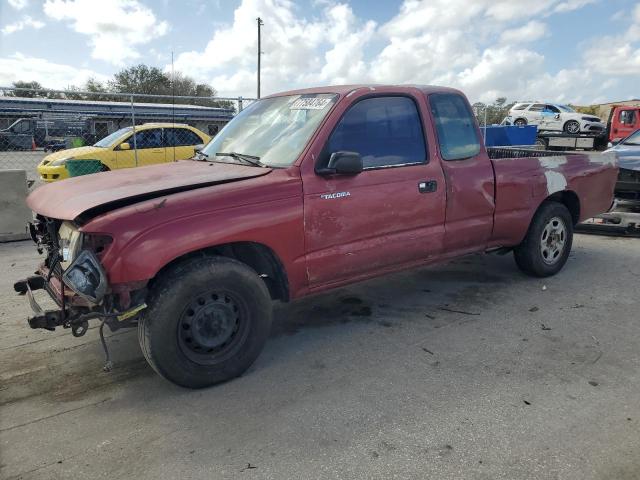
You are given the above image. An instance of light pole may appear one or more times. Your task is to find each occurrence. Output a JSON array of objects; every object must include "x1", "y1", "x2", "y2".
[{"x1": 257, "y1": 17, "x2": 264, "y2": 99}]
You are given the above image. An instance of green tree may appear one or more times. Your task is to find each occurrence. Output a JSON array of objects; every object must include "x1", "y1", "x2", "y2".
[
  {"x1": 473, "y1": 98, "x2": 515, "y2": 126},
  {"x1": 108, "y1": 64, "x2": 171, "y2": 96},
  {"x1": 7, "y1": 65, "x2": 234, "y2": 110}
]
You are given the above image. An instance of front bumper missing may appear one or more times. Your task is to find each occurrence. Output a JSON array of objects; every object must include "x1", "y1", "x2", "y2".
[{"x1": 15, "y1": 274, "x2": 147, "y2": 370}]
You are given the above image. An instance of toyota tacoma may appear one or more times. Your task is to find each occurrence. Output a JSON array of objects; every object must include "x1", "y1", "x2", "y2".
[{"x1": 15, "y1": 85, "x2": 618, "y2": 388}]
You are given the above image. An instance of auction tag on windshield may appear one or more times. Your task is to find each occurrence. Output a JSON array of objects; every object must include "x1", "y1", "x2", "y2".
[{"x1": 290, "y1": 97, "x2": 332, "y2": 110}]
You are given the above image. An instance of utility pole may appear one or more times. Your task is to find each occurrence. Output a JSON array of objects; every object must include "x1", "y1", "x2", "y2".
[{"x1": 257, "y1": 17, "x2": 264, "y2": 99}]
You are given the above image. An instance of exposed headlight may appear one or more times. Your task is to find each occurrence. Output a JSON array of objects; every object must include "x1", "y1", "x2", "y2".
[
  {"x1": 58, "y1": 221, "x2": 83, "y2": 269},
  {"x1": 62, "y1": 250, "x2": 108, "y2": 303},
  {"x1": 51, "y1": 157, "x2": 73, "y2": 166}
]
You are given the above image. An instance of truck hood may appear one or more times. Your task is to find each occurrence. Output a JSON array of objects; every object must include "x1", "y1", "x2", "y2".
[{"x1": 27, "y1": 160, "x2": 272, "y2": 222}]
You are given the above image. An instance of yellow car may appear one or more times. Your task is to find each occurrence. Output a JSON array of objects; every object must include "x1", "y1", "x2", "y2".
[{"x1": 37, "y1": 123, "x2": 211, "y2": 182}]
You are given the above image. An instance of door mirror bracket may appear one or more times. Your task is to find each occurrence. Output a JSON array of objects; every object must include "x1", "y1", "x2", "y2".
[{"x1": 316, "y1": 151, "x2": 363, "y2": 176}]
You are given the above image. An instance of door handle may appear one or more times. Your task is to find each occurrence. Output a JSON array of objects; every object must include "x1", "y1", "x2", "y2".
[{"x1": 418, "y1": 180, "x2": 437, "y2": 193}]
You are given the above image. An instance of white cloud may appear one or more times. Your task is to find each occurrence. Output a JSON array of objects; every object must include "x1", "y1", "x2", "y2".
[
  {"x1": 170, "y1": 0, "x2": 609, "y2": 103},
  {"x1": 8, "y1": 0, "x2": 29, "y2": 10},
  {"x1": 582, "y1": 3, "x2": 640, "y2": 76},
  {"x1": 499, "y1": 20, "x2": 548, "y2": 44},
  {"x1": 43, "y1": 0, "x2": 169, "y2": 65},
  {"x1": 0, "y1": 53, "x2": 108, "y2": 89},
  {"x1": 1, "y1": 15, "x2": 45, "y2": 35},
  {"x1": 173, "y1": 0, "x2": 375, "y2": 97}
]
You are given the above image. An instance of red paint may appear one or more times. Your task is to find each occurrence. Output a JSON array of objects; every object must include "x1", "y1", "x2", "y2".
[
  {"x1": 609, "y1": 105, "x2": 640, "y2": 142},
  {"x1": 27, "y1": 85, "x2": 618, "y2": 301}
]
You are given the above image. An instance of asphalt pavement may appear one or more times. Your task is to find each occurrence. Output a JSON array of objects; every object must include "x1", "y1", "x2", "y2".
[{"x1": 1, "y1": 234, "x2": 639, "y2": 480}]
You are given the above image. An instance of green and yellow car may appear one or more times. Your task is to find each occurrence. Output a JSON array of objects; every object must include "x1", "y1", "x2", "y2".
[{"x1": 37, "y1": 123, "x2": 211, "y2": 182}]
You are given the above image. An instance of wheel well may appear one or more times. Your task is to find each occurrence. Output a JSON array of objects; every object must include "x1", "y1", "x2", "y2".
[
  {"x1": 151, "y1": 242, "x2": 290, "y2": 301},
  {"x1": 546, "y1": 191, "x2": 580, "y2": 225}
]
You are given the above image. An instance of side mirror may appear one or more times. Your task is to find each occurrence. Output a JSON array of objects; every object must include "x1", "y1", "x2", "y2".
[
  {"x1": 119, "y1": 142, "x2": 130, "y2": 151},
  {"x1": 554, "y1": 113, "x2": 560, "y2": 119},
  {"x1": 317, "y1": 151, "x2": 363, "y2": 176}
]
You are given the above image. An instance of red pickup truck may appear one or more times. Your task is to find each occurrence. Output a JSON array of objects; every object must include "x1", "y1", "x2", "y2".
[{"x1": 16, "y1": 85, "x2": 618, "y2": 388}]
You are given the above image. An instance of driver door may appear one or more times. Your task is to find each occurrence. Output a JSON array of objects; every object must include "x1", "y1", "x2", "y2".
[
  {"x1": 542, "y1": 105, "x2": 563, "y2": 131},
  {"x1": 301, "y1": 93, "x2": 446, "y2": 288}
]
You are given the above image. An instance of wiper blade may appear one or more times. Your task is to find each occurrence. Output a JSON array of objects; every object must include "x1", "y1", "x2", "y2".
[{"x1": 215, "y1": 151, "x2": 265, "y2": 168}]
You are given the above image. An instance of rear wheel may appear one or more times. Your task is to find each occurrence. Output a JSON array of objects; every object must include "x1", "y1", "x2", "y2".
[
  {"x1": 564, "y1": 120, "x2": 580, "y2": 134},
  {"x1": 138, "y1": 256, "x2": 272, "y2": 388},
  {"x1": 534, "y1": 137, "x2": 547, "y2": 150},
  {"x1": 514, "y1": 202, "x2": 573, "y2": 277},
  {"x1": 514, "y1": 118, "x2": 527, "y2": 126}
]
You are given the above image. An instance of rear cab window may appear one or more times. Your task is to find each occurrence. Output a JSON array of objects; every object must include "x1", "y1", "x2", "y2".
[
  {"x1": 619, "y1": 110, "x2": 637, "y2": 125},
  {"x1": 326, "y1": 96, "x2": 427, "y2": 169},
  {"x1": 429, "y1": 93, "x2": 481, "y2": 161}
]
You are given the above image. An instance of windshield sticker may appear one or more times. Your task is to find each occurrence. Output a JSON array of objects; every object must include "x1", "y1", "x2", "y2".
[{"x1": 290, "y1": 97, "x2": 332, "y2": 110}]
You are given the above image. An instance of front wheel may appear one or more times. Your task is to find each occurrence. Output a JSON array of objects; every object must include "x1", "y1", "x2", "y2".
[
  {"x1": 514, "y1": 202, "x2": 573, "y2": 277},
  {"x1": 138, "y1": 256, "x2": 273, "y2": 388},
  {"x1": 564, "y1": 120, "x2": 580, "y2": 134}
]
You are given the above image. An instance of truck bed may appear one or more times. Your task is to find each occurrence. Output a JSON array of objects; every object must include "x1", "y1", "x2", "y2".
[{"x1": 486, "y1": 147, "x2": 618, "y2": 248}]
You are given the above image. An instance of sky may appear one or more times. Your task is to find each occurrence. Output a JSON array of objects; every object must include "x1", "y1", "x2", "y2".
[{"x1": 0, "y1": 0, "x2": 638, "y2": 105}]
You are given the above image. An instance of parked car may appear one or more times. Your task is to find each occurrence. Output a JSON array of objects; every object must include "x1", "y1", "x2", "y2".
[
  {"x1": 36, "y1": 123, "x2": 210, "y2": 182},
  {"x1": 606, "y1": 128, "x2": 640, "y2": 205},
  {"x1": 16, "y1": 85, "x2": 617, "y2": 388},
  {"x1": 507, "y1": 103, "x2": 606, "y2": 134}
]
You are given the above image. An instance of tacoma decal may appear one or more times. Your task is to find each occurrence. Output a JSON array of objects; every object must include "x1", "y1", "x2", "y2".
[{"x1": 320, "y1": 192, "x2": 351, "y2": 200}]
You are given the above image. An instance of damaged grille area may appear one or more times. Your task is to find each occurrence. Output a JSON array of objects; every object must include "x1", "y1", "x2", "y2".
[{"x1": 616, "y1": 168, "x2": 640, "y2": 203}]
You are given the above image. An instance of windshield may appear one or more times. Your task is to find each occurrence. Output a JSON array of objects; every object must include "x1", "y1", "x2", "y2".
[
  {"x1": 94, "y1": 127, "x2": 132, "y2": 147},
  {"x1": 622, "y1": 129, "x2": 640, "y2": 146},
  {"x1": 201, "y1": 93, "x2": 338, "y2": 167},
  {"x1": 557, "y1": 105, "x2": 575, "y2": 113}
]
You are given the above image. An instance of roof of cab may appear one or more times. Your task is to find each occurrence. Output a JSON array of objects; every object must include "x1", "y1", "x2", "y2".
[{"x1": 264, "y1": 84, "x2": 465, "y2": 99}]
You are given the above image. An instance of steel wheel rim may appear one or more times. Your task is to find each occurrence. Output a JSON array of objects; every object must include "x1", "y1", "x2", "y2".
[
  {"x1": 566, "y1": 121, "x2": 580, "y2": 134},
  {"x1": 177, "y1": 290, "x2": 249, "y2": 365},
  {"x1": 540, "y1": 216, "x2": 567, "y2": 265}
]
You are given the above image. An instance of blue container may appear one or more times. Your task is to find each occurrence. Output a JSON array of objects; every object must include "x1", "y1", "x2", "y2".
[{"x1": 483, "y1": 125, "x2": 537, "y2": 147}]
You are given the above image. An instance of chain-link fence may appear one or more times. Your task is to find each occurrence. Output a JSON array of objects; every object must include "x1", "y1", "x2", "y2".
[{"x1": 0, "y1": 87, "x2": 255, "y2": 187}]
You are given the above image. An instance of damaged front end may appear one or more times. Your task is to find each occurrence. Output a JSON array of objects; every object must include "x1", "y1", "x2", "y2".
[{"x1": 14, "y1": 216, "x2": 147, "y2": 370}]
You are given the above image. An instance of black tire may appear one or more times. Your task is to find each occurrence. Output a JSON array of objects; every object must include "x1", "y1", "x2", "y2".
[
  {"x1": 514, "y1": 118, "x2": 527, "y2": 126},
  {"x1": 564, "y1": 120, "x2": 580, "y2": 134},
  {"x1": 514, "y1": 202, "x2": 573, "y2": 277},
  {"x1": 534, "y1": 137, "x2": 547, "y2": 150},
  {"x1": 138, "y1": 256, "x2": 273, "y2": 388}
]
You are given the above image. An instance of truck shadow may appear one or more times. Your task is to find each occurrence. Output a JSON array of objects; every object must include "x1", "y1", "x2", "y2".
[{"x1": 270, "y1": 252, "x2": 520, "y2": 337}]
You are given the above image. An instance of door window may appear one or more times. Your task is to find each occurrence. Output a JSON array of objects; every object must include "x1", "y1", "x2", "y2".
[
  {"x1": 130, "y1": 128, "x2": 162, "y2": 149},
  {"x1": 326, "y1": 96, "x2": 427, "y2": 169},
  {"x1": 429, "y1": 93, "x2": 481, "y2": 161},
  {"x1": 529, "y1": 104, "x2": 545, "y2": 112},
  {"x1": 164, "y1": 128, "x2": 202, "y2": 146},
  {"x1": 619, "y1": 110, "x2": 637, "y2": 125},
  {"x1": 544, "y1": 105, "x2": 560, "y2": 114}
]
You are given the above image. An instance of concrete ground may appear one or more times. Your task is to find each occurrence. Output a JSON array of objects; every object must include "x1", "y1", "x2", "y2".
[{"x1": 0, "y1": 235, "x2": 639, "y2": 480}]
